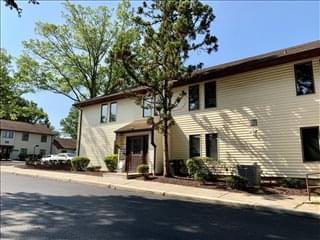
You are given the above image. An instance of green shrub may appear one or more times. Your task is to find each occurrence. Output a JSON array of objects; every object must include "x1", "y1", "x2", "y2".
[
  {"x1": 104, "y1": 154, "x2": 118, "y2": 172},
  {"x1": 186, "y1": 157, "x2": 211, "y2": 181},
  {"x1": 71, "y1": 157, "x2": 90, "y2": 171},
  {"x1": 280, "y1": 178, "x2": 305, "y2": 188},
  {"x1": 225, "y1": 175, "x2": 248, "y2": 189},
  {"x1": 137, "y1": 164, "x2": 149, "y2": 174}
]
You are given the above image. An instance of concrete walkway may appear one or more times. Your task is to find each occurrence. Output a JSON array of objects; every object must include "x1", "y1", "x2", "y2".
[{"x1": 1, "y1": 165, "x2": 319, "y2": 218}]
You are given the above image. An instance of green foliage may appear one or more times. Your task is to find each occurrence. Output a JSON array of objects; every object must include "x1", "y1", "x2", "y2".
[
  {"x1": 0, "y1": 49, "x2": 51, "y2": 125},
  {"x1": 71, "y1": 156, "x2": 90, "y2": 171},
  {"x1": 60, "y1": 107, "x2": 79, "y2": 139},
  {"x1": 280, "y1": 178, "x2": 305, "y2": 189},
  {"x1": 186, "y1": 157, "x2": 212, "y2": 181},
  {"x1": 16, "y1": 0, "x2": 139, "y2": 102},
  {"x1": 104, "y1": 154, "x2": 118, "y2": 172},
  {"x1": 225, "y1": 175, "x2": 248, "y2": 190},
  {"x1": 115, "y1": 0, "x2": 218, "y2": 176},
  {"x1": 137, "y1": 164, "x2": 149, "y2": 174}
]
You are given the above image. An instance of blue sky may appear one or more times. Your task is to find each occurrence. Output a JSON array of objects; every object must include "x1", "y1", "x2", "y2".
[{"x1": 1, "y1": 1, "x2": 319, "y2": 130}]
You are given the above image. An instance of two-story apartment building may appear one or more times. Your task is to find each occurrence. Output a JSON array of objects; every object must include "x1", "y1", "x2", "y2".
[
  {"x1": 0, "y1": 119, "x2": 54, "y2": 160},
  {"x1": 75, "y1": 41, "x2": 320, "y2": 178}
]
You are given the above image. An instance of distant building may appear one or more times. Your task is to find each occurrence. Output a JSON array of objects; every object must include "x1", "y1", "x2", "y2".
[
  {"x1": 52, "y1": 138, "x2": 76, "y2": 154},
  {"x1": 0, "y1": 119, "x2": 54, "y2": 160}
]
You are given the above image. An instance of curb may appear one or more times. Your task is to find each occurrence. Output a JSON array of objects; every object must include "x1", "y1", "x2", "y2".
[{"x1": 1, "y1": 168, "x2": 319, "y2": 219}]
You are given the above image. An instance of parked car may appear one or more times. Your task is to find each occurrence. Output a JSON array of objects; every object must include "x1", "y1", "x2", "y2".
[
  {"x1": 41, "y1": 153, "x2": 75, "y2": 162},
  {"x1": 41, "y1": 155, "x2": 58, "y2": 162},
  {"x1": 56, "y1": 153, "x2": 75, "y2": 160}
]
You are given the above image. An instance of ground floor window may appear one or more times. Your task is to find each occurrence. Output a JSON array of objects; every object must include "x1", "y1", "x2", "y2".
[
  {"x1": 300, "y1": 126, "x2": 320, "y2": 162},
  {"x1": 189, "y1": 134, "x2": 200, "y2": 158},
  {"x1": 39, "y1": 149, "x2": 46, "y2": 156},
  {"x1": 20, "y1": 148, "x2": 28, "y2": 155},
  {"x1": 206, "y1": 133, "x2": 218, "y2": 160}
]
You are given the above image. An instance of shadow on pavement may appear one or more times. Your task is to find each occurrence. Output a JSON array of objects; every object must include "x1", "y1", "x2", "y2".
[{"x1": 1, "y1": 192, "x2": 319, "y2": 240}]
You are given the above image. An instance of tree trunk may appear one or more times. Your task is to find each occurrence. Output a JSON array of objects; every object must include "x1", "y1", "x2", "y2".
[{"x1": 163, "y1": 121, "x2": 171, "y2": 177}]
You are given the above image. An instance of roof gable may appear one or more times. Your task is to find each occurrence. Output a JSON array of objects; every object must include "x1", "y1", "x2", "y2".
[{"x1": 0, "y1": 119, "x2": 54, "y2": 135}]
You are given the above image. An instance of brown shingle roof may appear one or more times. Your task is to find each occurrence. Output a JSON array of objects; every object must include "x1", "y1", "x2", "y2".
[
  {"x1": 0, "y1": 119, "x2": 54, "y2": 135},
  {"x1": 53, "y1": 138, "x2": 77, "y2": 150},
  {"x1": 74, "y1": 40, "x2": 320, "y2": 108},
  {"x1": 115, "y1": 119, "x2": 153, "y2": 134}
]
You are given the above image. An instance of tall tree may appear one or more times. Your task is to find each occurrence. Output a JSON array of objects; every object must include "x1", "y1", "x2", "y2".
[
  {"x1": 115, "y1": 0, "x2": 218, "y2": 176},
  {"x1": 17, "y1": 0, "x2": 139, "y2": 102},
  {"x1": 0, "y1": 49, "x2": 50, "y2": 125},
  {"x1": 60, "y1": 107, "x2": 79, "y2": 139}
]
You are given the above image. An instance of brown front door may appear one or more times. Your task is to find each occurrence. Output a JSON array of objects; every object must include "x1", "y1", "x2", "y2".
[{"x1": 126, "y1": 135, "x2": 148, "y2": 172}]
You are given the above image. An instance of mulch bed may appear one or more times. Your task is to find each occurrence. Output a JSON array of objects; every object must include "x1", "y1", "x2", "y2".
[
  {"x1": 16, "y1": 165, "x2": 106, "y2": 177},
  {"x1": 15, "y1": 165, "x2": 320, "y2": 197},
  {"x1": 140, "y1": 176, "x2": 319, "y2": 196}
]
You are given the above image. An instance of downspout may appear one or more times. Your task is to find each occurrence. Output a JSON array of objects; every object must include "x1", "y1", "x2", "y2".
[
  {"x1": 77, "y1": 108, "x2": 83, "y2": 156},
  {"x1": 151, "y1": 125, "x2": 157, "y2": 175}
]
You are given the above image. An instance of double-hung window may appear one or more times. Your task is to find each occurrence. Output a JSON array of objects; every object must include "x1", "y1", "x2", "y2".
[
  {"x1": 22, "y1": 132, "x2": 29, "y2": 141},
  {"x1": 41, "y1": 135, "x2": 47, "y2": 143},
  {"x1": 189, "y1": 134, "x2": 200, "y2": 158},
  {"x1": 300, "y1": 127, "x2": 320, "y2": 162},
  {"x1": 206, "y1": 133, "x2": 218, "y2": 160},
  {"x1": 101, "y1": 104, "x2": 108, "y2": 123},
  {"x1": 109, "y1": 102, "x2": 117, "y2": 122},
  {"x1": 189, "y1": 85, "x2": 200, "y2": 111},
  {"x1": 143, "y1": 98, "x2": 152, "y2": 118},
  {"x1": 294, "y1": 62, "x2": 315, "y2": 95},
  {"x1": 205, "y1": 81, "x2": 216, "y2": 108},
  {"x1": 2, "y1": 130, "x2": 14, "y2": 139}
]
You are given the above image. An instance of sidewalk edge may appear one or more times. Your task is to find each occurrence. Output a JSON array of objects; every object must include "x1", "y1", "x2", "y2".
[{"x1": 2, "y1": 167, "x2": 319, "y2": 219}]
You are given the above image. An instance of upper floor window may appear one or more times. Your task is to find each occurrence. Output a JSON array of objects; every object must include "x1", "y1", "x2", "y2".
[
  {"x1": 300, "y1": 127, "x2": 320, "y2": 162},
  {"x1": 109, "y1": 102, "x2": 117, "y2": 122},
  {"x1": 22, "y1": 132, "x2": 29, "y2": 141},
  {"x1": 189, "y1": 134, "x2": 200, "y2": 158},
  {"x1": 189, "y1": 85, "x2": 199, "y2": 111},
  {"x1": 2, "y1": 130, "x2": 14, "y2": 139},
  {"x1": 294, "y1": 62, "x2": 315, "y2": 95},
  {"x1": 41, "y1": 135, "x2": 47, "y2": 143},
  {"x1": 205, "y1": 81, "x2": 216, "y2": 108},
  {"x1": 101, "y1": 104, "x2": 108, "y2": 123},
  {"x1": 206, "y1": 133, "x2": 218, "y2": 160},
  {"x1": 143, "y1": 98, "x2": 152, "y2": 118}
]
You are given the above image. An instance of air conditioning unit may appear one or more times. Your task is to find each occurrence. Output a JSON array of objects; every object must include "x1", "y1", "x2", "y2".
[{"x1": 236, "y1": 164, "x2": 261, "y2": 187}]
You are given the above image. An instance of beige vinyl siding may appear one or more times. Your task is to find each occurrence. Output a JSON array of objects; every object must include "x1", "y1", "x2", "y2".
[
  {"x1": 170, "y1": 58, "x2": 320, "y2": 178},
  {"x1": 80, "y1": 97, "x2": 162, "y2": 173},
  {"x1": 79, "y1": 57, "x2": 320, "y2": 177}
]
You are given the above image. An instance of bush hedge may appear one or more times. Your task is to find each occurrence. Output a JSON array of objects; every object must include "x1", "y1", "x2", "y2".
[
  {"x1": 71, "y1": 157, "x2": 90, "y2": 171},
  {"x1": 280, "y1": 178, "x2": 305, "y2": 189},
  {"x1": 186, "y1": 157, "x2": 213, "y2": 181},
  {"x1": 104, "y1": 154, "x2": 118, "y2": 172},
  {"x1": 225, "y1": 175, "x2": 248, "y2": 190},
  {"x1": 137, "y1": 164, "x2": 149, "y2": 174}
]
